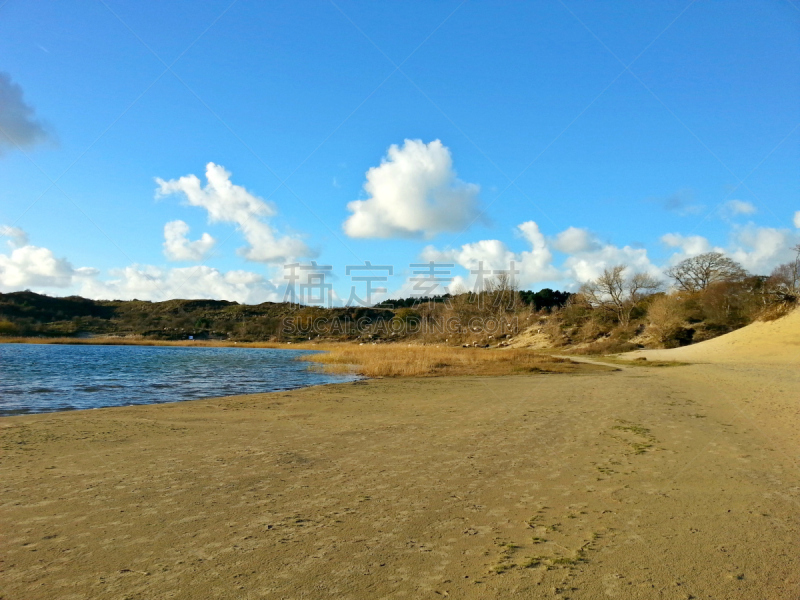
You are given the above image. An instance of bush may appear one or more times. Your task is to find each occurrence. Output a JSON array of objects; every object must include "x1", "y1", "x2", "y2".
[
  {"x1": 0, "y1": 320, "x2": 18, "y2": 335},
  {"x1": 647, "y1": 294, "x2": 689, "y2": 347}
]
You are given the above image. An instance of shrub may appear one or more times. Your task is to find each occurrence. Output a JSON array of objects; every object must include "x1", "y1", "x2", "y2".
[
  {"x1": 0, "y1": 320, "x2": 18, "y2": 335},
  {"x1": 647, "y1": 294, "x2": 689, "y2": 347}
]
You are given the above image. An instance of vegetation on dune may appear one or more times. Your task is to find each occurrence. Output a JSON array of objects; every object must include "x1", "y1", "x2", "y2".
[
  {"x1": 0, "y1": 246, "x2": 797, "y2": 355},
  {"x1": 556, "y1": 249, "x2": 799, "y2": 354},
  {"x1": 0, "y1": 284, "x2": 573, "y2": 344},
  {"x1": 0, "y1": 291, "x2": 394, "y2": 342}
]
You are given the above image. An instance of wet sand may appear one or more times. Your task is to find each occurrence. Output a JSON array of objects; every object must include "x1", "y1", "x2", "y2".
[{"x1": 2, "y1": 356, "x2": 798, "y2": 600}]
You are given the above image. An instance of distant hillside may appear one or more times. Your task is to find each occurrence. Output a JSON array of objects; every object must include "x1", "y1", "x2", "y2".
[
  {"x1": 0, "y1": 291, "x2": 279, "y2": 340},
  {"x1": 0, "y1": 291, "x2": 389, "y2": 341},
  {"x1": 0, "y1": 289, "x2": 573, "y2": 343}
]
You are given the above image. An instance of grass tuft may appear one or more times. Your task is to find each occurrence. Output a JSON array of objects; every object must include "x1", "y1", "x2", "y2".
[{"x1": 302, "y1": 345, "x2": 597, "y2": 378}]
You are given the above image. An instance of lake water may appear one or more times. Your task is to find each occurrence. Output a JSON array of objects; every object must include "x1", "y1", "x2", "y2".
[{"x1": 0, "y1": 344, "x2": 357, "y2": 416}]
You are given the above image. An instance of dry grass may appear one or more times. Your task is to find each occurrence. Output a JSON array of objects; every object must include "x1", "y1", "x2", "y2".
[
  {"x1": 303, "y1": 344, "x2": 602, "y2": 377},
  {"x1": 759, "y1": 301, "x2": 798, "y2": 321}
]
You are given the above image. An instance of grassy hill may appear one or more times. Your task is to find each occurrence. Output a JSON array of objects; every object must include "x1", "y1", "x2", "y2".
[
  {"x1": 0, "y1": 291, "x2": 285, "y2": 340},
  {"x1": 0, "y1": 291, "x2": 415, "y2": 342},
  {"x1": 0, "y1": 289, "x2": 573, "y2": 343}
]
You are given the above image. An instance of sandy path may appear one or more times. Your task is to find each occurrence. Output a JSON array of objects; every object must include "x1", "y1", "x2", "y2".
[{"x1": 2, "y1": 363, "x2": 798, "y2": 599}]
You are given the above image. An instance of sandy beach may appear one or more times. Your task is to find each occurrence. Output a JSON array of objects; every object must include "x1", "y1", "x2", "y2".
[
  {"x1": 3, "y1": 334, "x2": 799, "y2": 599},
  {"x1": 3, "y1": 2, "x2": 797, "y2": 597}
]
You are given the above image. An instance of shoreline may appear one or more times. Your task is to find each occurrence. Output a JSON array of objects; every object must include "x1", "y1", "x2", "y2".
[
  {"x1": 0, "y1": 377, "x2": 364, "y2": 419},
  {"x1": 0, "y1": 342, "x2": 601, "y2": 419},
  {"x1": 0, "y1": 335, "x2": 307, "y2": 349}
]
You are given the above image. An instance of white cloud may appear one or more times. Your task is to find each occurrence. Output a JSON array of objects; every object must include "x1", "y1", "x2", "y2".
[
  {"x1": 516, "y1": 221, "x2": 561, "y2": 284},
  {"x1": 79, "y1": 265, "x2": 280, "y2": 304},
  {"x1": 418, "y1": 222, "x2": 664, "y2": 291},
  {"x1": 0, "y1": 225, "x2": 284, "y2": 304},
  {"x1": 725, "y1": 199, "x2": 757, "y2": 216},
  {"x1": 0, "y1": 226, "x2": 274, "y2": 303},
  {"x1": 661, "y1": 233, "x2": 711, "y2": 254},
  {"x1": 561, "y1": 243, "x2": 658, "y2": 284},
  {"x1": 420, "y1": 221, "x2": 560, "y2": 290},
  {"x1": 343, "y1": 139, "x2": 480, "y2": 239},
  {"x1": 156, "y1": 162, "x2": 311, "y2": 264},
  {"x1": 423, "y1": 239, "x2": 511, "y2": 273},
  {"x1": 662, "y1": 220, "x2": 800, "y2": 275},
  {"x1": 660, "y1": 233, "x2": 720, "y2": 265},
  {"x1": 0, "y1": 72, "x2": 50, "y2": 155},
  {"x1": 0, "y1": 239, "x2": 97, "y2": 291},
  {"x1": 0, "y1": 225, "x2": 29, "y2": 248},
  {"x1": 0, "y1": 246, "x2": 74, "y2": 289},
  {"x1": 546, "y1": 226, "x2": 659, "y2": 284},
  {"x1": 728, "y1": 226, "x2": 796, "y2": 273},
  {"x1": 551, "y1": 226, "x2": 600, "y2": 254},
  {"x1": 794, "y1": 211, "x2": 800, "y2": 229},
  {"x1": 163, "y1": 220, "x2": 216, "y2": 262}
]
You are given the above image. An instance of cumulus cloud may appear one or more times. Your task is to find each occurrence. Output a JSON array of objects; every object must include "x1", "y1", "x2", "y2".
[
  {"x1": 561, "y1": 243, "x2": 658, "y2": 284},
  {"x1": 728, "y1": 226, "x2": 796, "y2": 273},
  {"x1": 0, "y1": 73, "x2": 50, "y2": 155},
  {"x1": 420, "y1": 221, "x2": 560, "y2": 289},
  {"x1": 0, "y1": 246, "x2": 76, "y2": 289},
  {"x1": 551, "y1": 227, "x2": 600, "y2": 254},
  {"x1": 423, "y1": 240, "x2": 511, "y2": 274},
  {"x1": 0, "y1": 225, "x2": 29, "y2": 248},
  {"x1": 0, "y1": 227, "x2": 97, "y2": 291},
  {"x1": 418, "y1": 222, "x2": 664, "y2": 291},
  {"x1": 0, "y1": 225, "x2": 283, "y2": 304},
  {"x1": 661, "y1": 233, "x2": 720, "y2": 264},
  {"x1": 515, "y1": 222, "x2": 561, "y2": 284},
  {"x1": 156, "y1": 163, "x2": 310, "y2": 264},
  {"x1": 724, "y1": 199, "x2": 757, "y2": 216},
  {"x1": 163, "y1": 220, "x2": 216, "y2": 262},
  {"x1": 544, "y1": 226, "x2": 659, "y2": 284},
  {"x1": 79, "y1": 265, "x2": 280, "y2": 304},
  {"x1": 343, "y1": 139, "x2": 481, "y2": 239},
  {"x1": 794, "y1": 211, "x2": 800, "y2": 229},
  {"x1": 662, "y1": 220, "x2": 800, "y2": 275}
]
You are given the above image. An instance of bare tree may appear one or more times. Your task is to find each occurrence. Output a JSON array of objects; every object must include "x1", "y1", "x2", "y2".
[
  {"x1": 790, "y1": 244, "x2": 800, "y2": 292},
  {"x1": 581, "y1": 265, "x2": 626, "y2": 321},
  {"x1": 485, "y1": 271, "x2": 518, "y2": 314},
  {"x1": 630, "y1": 272, "x2": 662, "y2": 303},
  {"x1": 665, "y1": 252, "x2": 747, "y2": 292},
  {"x1": 580, "y1": 265, "x2": 661, "y2": 326},
  {"x1": 766, "y1": 244, "x2": 800, "y2": 301},
  {"x1": 447, "y1": 282, "x2": 472, "y2": 337}
]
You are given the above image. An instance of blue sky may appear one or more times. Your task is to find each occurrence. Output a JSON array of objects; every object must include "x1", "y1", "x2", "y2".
[{"x1": 1, "y1": 0, "x2": 798, "y2": 304}]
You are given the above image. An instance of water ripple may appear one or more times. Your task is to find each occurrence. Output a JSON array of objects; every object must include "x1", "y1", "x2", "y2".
[{"x1": 0, "y1": 344, "x2": 357, "y2": 416}]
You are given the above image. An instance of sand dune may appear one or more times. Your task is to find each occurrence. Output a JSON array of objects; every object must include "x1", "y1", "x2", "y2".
[{"x1": 626, "y1": 309, "x2": 800, "y2": 365}]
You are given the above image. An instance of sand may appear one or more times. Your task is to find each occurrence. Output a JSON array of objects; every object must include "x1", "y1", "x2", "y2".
[
  {"x1": 627, "y1": 308, "x2": 800, "y2": 366},
  {"x1": 2, "y1": 317, "x2": 799, "y2": 599}
]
